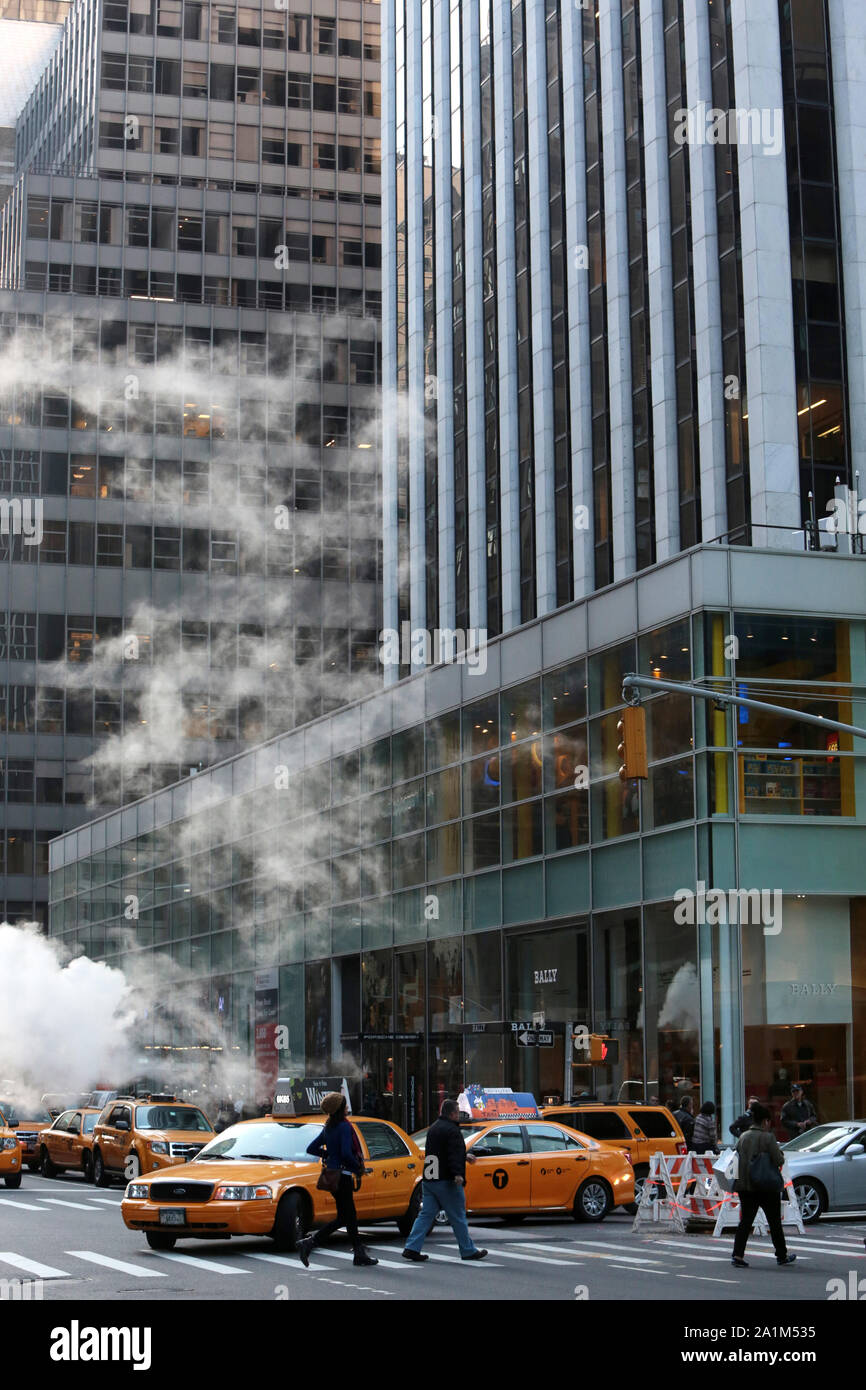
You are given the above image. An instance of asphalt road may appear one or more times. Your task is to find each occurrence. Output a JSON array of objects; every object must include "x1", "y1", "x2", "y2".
[{"x1": 1, "y1": 1171, "x2": 864, "y2": 1302}]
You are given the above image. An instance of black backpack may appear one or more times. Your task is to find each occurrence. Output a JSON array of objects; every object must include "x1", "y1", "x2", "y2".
[{"x1": 749, "y1": 1147, "x2": 783, "y2": 1193}]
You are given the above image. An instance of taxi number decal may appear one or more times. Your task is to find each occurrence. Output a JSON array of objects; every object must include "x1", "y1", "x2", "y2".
[{"x1": 491, "y1": 1169, "x2": 509, "y2": 1190}]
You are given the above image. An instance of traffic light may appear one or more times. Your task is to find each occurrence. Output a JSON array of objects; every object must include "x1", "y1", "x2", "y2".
[
  {"x1": 617, "y1": 705, "x2": 648, "y2": 781},
  {"x1": 590, "y1": 1035, "x2": 620, "y2": 1065}
]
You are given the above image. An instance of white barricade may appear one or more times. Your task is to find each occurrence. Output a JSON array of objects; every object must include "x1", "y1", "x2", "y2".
[{"x1": 632, "y1": 1152, "x2": 805, "y2": 1239}]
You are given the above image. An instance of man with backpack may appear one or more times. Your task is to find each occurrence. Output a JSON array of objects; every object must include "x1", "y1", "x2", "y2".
[{"x1": 731, "y1": 1103, "x2": 797, "y2": 1268}]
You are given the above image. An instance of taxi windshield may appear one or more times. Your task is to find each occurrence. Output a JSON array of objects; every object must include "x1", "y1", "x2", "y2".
[
  {"x1": 0, "y1": 1102, "x2": 51, "y2": 1125},
  {"x1": 0, "y1": 1103, "x2": 16, "y2": 1126},
  {"x1": 193, "y1": 1122, "x2": 322, "y2": 1162},
  {"x1": 135, "y1": 1105, "x2": 211, "y2": 1132}
]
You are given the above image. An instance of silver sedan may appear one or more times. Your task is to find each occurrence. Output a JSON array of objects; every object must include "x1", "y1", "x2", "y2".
[{"x1": 782, "y1": 1122, "x2": 866, "y2": 1222}]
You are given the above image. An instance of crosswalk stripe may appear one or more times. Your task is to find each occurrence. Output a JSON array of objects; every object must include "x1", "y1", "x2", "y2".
[
  {"x1": 243, "y1": 1252, "x2": 340, "y2": 1274},
  {"x1": 366, "y1": 1245, "x2": 503, "y2": 1267},
  {"x1": 676, "y1": 1272, "x2": 739, "y2": 1285},
  {"x1": 519, "y1": 1241, "x2": 660, "y2": 1267},
  {"x1": 40, "y1": 1197, "x2": 106, "y2": 1212},
  {"x1": 66, "y1": 1250, "x2": 165, "y2": 1278},
  {"x1": 0, "y1": 1198, "x2": 47, "y2": 1212},
  {"x1": 0, "y1": 1252, "x2": 70, "y2": 1279},
  {"x1": 650, "y1": 1238, "x2": 811, "y2": 1262},
  {"x1": 316, "y1": 1247, "x2": 413, "y2": 1269},
  {"x1": 478, "y1": 1248, "x2": 576, "y2": 1267},
  {"x1": 785, "y1": 1236, "x2": 866, "y2": 1254},
  {"x1": 148, "y1": 1251, "x2": 251, "y2": 1275},
  {"x1": 88, "y1": 1197, "x2": 124, "y2": 1206}
]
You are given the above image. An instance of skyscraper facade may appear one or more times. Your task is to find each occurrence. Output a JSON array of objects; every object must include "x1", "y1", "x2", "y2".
[{"x1": 0, "y1": 0, "x2": 383, "y2": 926}]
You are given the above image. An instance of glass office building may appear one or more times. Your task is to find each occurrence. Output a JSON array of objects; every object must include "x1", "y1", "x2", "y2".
[
  {"x1": 0, "y1": 0, "x2": 383, "y2": 925},
  {"x1": 49, "y1": 547, "x2": 866, "y2": 1131}
]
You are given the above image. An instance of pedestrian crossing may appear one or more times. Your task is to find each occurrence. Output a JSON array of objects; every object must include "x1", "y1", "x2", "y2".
[{"x1": 0, "y1": 1182, "x2": 862, "y2": 1290}]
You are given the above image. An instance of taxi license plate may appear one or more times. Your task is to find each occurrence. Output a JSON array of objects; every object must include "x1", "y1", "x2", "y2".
[{"x1": 159, "y1": 1208, "x2": 186, "y2": 1226}]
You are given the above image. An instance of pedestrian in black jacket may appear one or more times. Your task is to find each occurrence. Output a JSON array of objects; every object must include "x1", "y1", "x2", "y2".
[
  {"x1": 402, "y1": 1099, "x2": 488, "y2": 1263},
  {"x1": 297, "y1": 1092, "x2": 378, "y2": 1269},
  {"x1": 730, "y1": 1096, "x2": 760, "y2": 1141},
  {"x1": 672, "y1": 1096, "x2": 695, "y2": 1147},
  {"x1": 780, "y1": 1085, "x2": 817, "y2": 1140},
  {"x1": 731, "y1": 1103, "x2": 796, "y2": 1268}
]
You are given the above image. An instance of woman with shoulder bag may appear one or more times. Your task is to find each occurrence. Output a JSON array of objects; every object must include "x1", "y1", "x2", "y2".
[
  {"x1": 731, "y1": 1102, "x2": 796, "y2": 1268},
  {"x1": 297, "y1": 1092, "x2": 378, "y2": 1268}
]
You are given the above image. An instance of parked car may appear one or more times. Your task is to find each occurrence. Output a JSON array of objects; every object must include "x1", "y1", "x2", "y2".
[{"x1": 783, "y1": 1121, "x2": 866, "y2": 1222}]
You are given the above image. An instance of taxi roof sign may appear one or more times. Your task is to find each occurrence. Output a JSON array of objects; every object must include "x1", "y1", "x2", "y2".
[
  {"x1": 271, "y1": 1076, "x2": 352, "y2": 1118},
  {"x1": 457, "y1": 1085, "x2": 539, "y2": 1121}
]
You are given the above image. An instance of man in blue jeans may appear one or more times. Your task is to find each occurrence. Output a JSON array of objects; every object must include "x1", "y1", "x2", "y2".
[{"x1": 402, "y1": 1099, "x2": 488, "y2": 1262}]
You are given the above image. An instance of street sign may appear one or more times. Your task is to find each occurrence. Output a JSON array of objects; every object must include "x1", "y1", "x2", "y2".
[
  {"x1": 517, "y1": 1031, "x2": 537, "y2": 1047},
  {"x1": 510, "y1": 1020, "x2": 544, "y2": 1032},
  {"x1": 536, "y1": 1031, "x2": 554, "y2": 1047}
]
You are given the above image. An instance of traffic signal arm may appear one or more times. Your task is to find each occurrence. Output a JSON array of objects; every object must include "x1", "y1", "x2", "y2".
[{"x1": 617, "y1": 706, "x2": 648, "y2": 781}]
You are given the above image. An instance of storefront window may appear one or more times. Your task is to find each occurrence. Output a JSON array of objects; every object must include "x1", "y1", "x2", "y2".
[
  {"x1": 544, "y1": 789, "x2": 589, "y2": 851},
  {"x1": 426, "y1": 766, "x2": 460, "y2": 825},
  {"x1": 592, "y1": 910, "x2": 643, "y2": 1102},
  {"x1": 502, "y1": 801, "x2": 542, "y2": 862},
  {"x1": 500, "y1": 678, "x2": 541, "y2": 743},
  {"x1": 643, "y1": 903, "x2": 700, "y2": 1111},
  {"x1": 463, "y1": 930, "x2": 501, "y2": 1022},
  {"x1": 463, "y1": 754, "x2": 500, "y2": 814},
  {"x1": 362, "y1": 736, "x2": 390, "y2": 792},
  {"x1": 464, "y1": 812, "x2": 500, "y2": 872},
  {"x1": 644, "y1": 758, "x2": 694, "y2": 830},
  {"x1": 463, "y1": 695, "x2": 499, "y2": 755},
  {"x1": 589, "y1": 639, "x2": 636, "y2": 715},
  {"x1": 392, "y1": 724, "x2": 424, "y2": 783},
  {"x1": 543, "y1": 659, "x2": 587, "y2": 728},
  {"x1": 638, "y1": 618, "x2": 692, "y2": 682},
  {"x1": 742, "y1": 896, "x2": 864, "y2": 1133},
  {"x1": 426, "y1": 709, "x2": 461, "y2": 768}
]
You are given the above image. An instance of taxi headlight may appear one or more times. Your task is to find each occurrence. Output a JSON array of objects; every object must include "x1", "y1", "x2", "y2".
[
  {"x1": 126, "y1": 1183, "x2": 149, "y2": 1199},
  {"x1": 1, "y1": 1137, "x2": 17, "y2": 1150},
  {"x1": 149, "y1": 1141, "x2": 169, "y2": 1155},
  {"x1": 213, "y1": 1184, "x2": 272, "y2": 1201}
]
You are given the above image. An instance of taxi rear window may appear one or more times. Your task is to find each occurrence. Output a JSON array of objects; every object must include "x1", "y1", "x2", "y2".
[
  {"x1": 629, "y1": 1109, "x2": 676, "y2": 1138},
  {"x1": 563, "y1": 1110, "x2": 631, "y2": 1141}
]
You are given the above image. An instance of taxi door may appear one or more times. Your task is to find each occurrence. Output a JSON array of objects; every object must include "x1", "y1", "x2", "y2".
[
  {"x1": 102, "y1": 1103, "x2": 133, "y2": 1174},
  {"x1": 45, "y1": 1112, "x2": 73, "y2": 1166},
  {"x1": 66, "y1": 1111, "x2": 85, "y2": 1169},
  {"x1": 525, "y1": 1123, "x2": 590, "y2": 1209},
  {"x1": 464, "y1": 1126, "x2": 531, "y2": 1212},
  {"x1": 354, "y1": 1121, "x2": 419, "y2": 1219}
]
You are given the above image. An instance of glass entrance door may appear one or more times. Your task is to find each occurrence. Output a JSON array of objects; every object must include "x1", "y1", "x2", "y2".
[{"x1": 394, "y1": 1041, "x2": 425, "y2": 1135}]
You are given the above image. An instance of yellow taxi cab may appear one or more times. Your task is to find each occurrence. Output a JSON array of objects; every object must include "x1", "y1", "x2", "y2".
[
  {"x1": 0, "y1": 1110, "x2": 22, "y2": 1189},
  {"x1": 121, "y1": 1113, "x2": 423, "y2": 1251},
  {"x1": 38, "y1": 1108, "x2": 101, "y2": 1181},
  {"x1": 92, "y1": 1094, "x2": 215, "y2": 1185},
  {"x1": 413, "y1": 1117, "x2": 634, "y2": 1222},
  {"x1": 541, "y1": 1102, "x2": 686, "y2": 1208},
  {"x1": 0, "y1": 1099, "x2": 53, "y2": 1172}
]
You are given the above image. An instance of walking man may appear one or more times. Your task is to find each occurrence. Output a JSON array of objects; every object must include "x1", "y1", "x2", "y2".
[
  {"x1": 402, "y1": 1099, "x2": 488, "y2": 1263},
  {"x1": 731, "y1": 1102, "x2": 796, "y2": 1268},
  {"x1": 730, "y1": 1096, "x2": 760, "y2": 1141}
]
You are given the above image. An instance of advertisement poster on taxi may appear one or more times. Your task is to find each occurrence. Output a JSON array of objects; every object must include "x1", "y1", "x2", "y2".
[{"x1": 458, "y1": 1085, "x2": 539, "y2": 1120}]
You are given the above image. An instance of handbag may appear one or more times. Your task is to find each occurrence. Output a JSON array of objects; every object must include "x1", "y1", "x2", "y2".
[
  {"x1": 316, "y1": 1165, "x2": 341, "y2": 1194},
  {"x1": 748, "y1": 1148, "x2": 783, "y2": 1193},
  {"x1": 712, "y1": 1147, "x2": 738, "y2": 1193}
]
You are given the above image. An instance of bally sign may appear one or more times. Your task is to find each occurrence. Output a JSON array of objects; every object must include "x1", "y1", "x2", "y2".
[{"x1": 534, "y1": 969, "x2": 558, "y2": 984}]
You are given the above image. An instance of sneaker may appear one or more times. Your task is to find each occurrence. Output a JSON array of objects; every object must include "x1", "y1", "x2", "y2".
[
  {"x1": 461, "y1": 1248, "x2": 488, "y2": 1261},
  {"x1": 353, "y1": 1247, "x2": 379, "y2": 1267},
  {"x1": 777, "y1": 1253, "x2": 797, "y2": 1265},
  {"x1": 401, "y1": 1249, "x2": 429, "y2": 1262},
  {"x1": 297, "y1": 1235, "x2": 315, "y2": 1268},
  {"x1": 731, "y1": 1256, "x2": 749, "y2": 1268}
]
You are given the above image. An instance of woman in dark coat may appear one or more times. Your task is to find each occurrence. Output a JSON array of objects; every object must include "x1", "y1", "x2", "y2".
[
  {"x1": 692, "y1": 1100, "x2": 720, "y2": 1155},
  {"x1": 297, "y1": 1092, "x2": 378, "y2": 1268}
]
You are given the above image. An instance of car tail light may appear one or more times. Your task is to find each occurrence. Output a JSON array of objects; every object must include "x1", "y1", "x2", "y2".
[{"x1": 677, "y1": 1142, "x2": 687, "y2": 1155}]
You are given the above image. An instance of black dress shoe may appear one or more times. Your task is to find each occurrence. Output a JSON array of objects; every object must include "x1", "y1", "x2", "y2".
[
  {"x1": 297, "y1": 1235, "x2": 315, "y2": 1268},
  {"x1": 354, "y1": 1247, "x2": 379, "y2": 1267},
  {"x1": 777, "y1": 1253, "x2": 797, "y2": 1265},
  {"x1": 731, "y1": 1256, "x2": 749, "y2": 1267},
  {"x1": 402, "y1": 1248, "x2": 429, "y2": 1262},
  {"x1": 461, "y1": 1249, "x2": 488, "y2": 1260}
]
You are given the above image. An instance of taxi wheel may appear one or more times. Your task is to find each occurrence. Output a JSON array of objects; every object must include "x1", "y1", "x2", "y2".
[
  {"x1": 145, "y1": 1232, "x2": 177, "y2": 1251},
  {"x1": 40, "y1": 1147, "x2": 58, "y2": 1179},
  {"x1": 4, "y1": 1174, "x2": 22, "y2": 1189},
  {"x1": 272, "y1": 1191, "x2": 309, "y2": 1252},
  {"x1": 574, "y1": 1178, "x2": 612, "y2": 1223},
  {"x1": 397, "y1": 1184, "x2": 422, "y2": 1238},
  {"x1": 624, "y1": 1165, "x2": 650, "y2": 1215},
  {"x1": 81, "y1": 1153, "x2": 93, "y2": 1183},
  {"x1": 93, "y1": 1149, "x2": 111, "y2": 1188}
]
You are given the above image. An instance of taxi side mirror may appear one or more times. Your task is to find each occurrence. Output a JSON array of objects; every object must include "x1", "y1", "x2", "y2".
[{"x1": 115, "y1": 1120, "x2": 130, "y2": 1132}]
